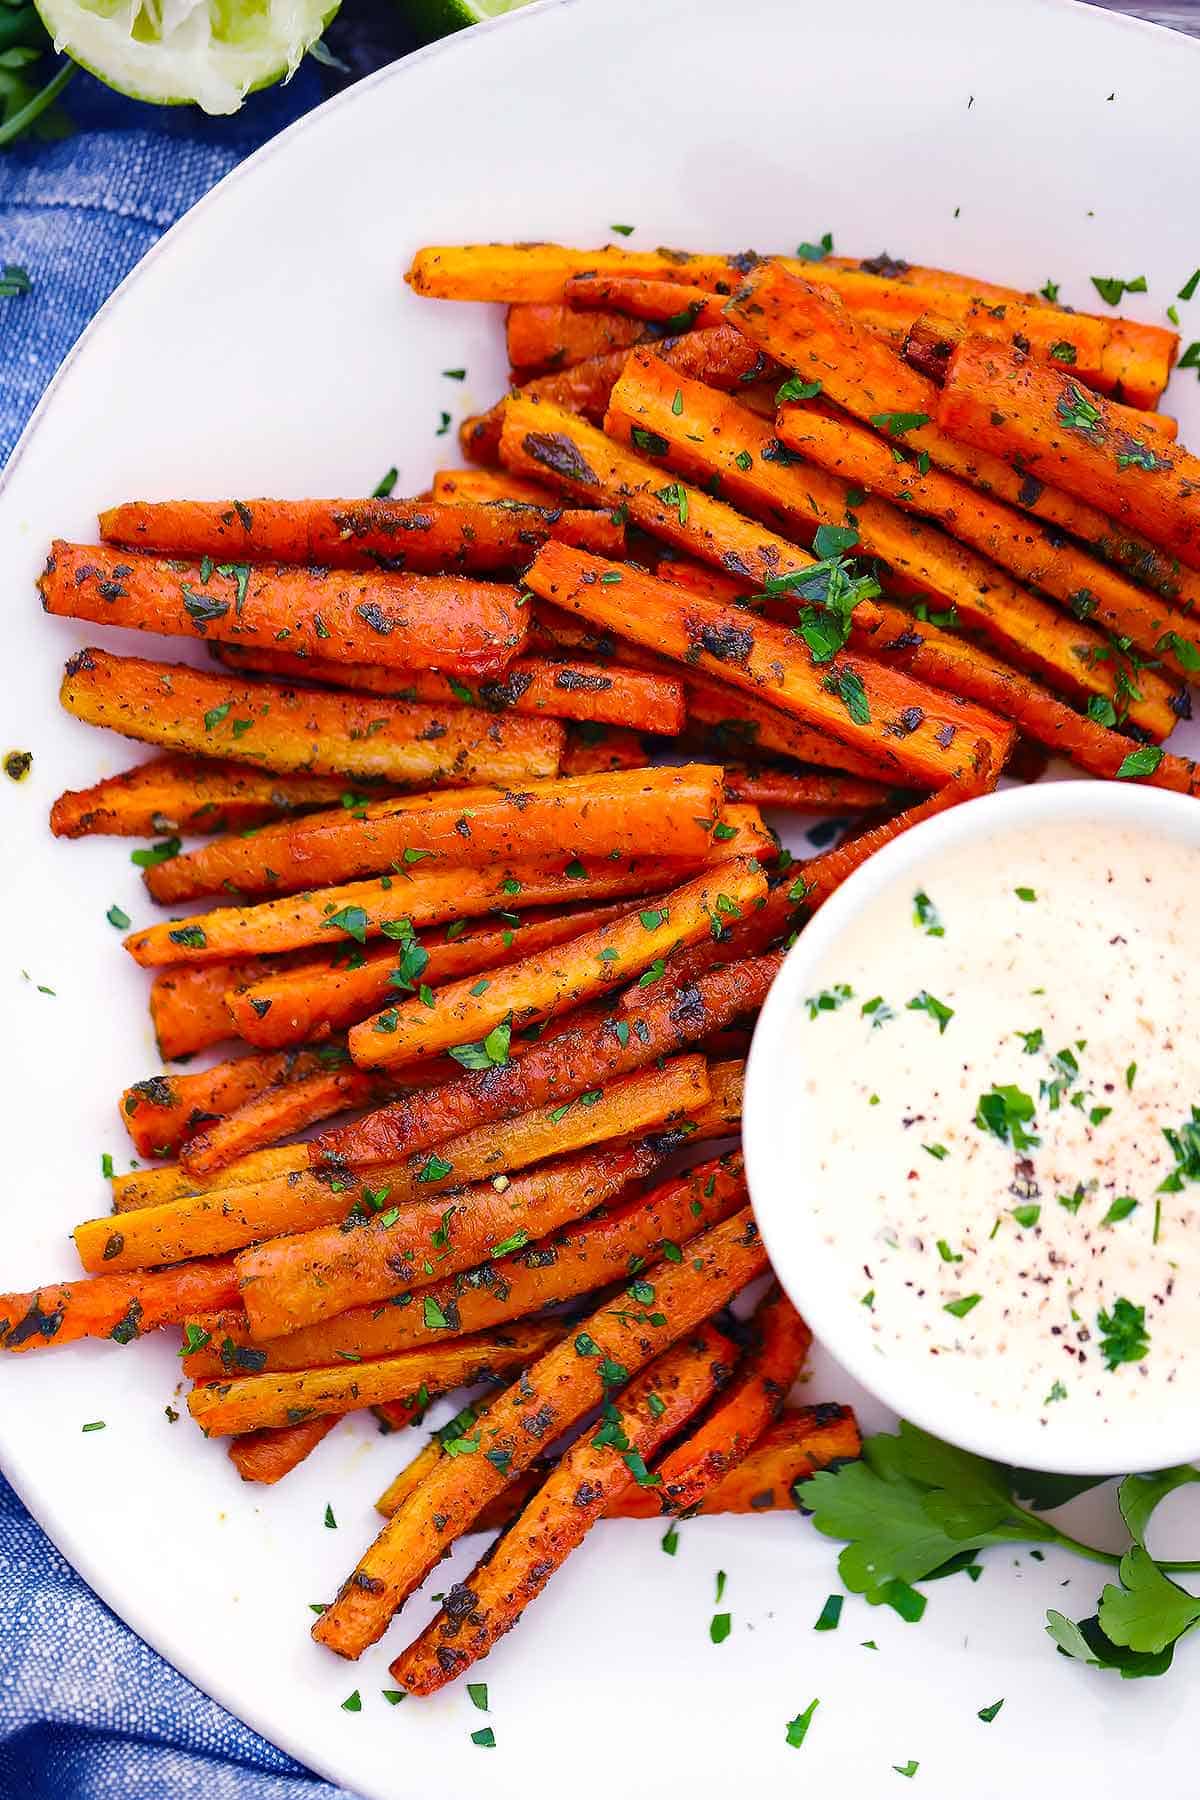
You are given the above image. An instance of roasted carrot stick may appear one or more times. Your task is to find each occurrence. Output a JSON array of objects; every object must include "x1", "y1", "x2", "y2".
[
  {"x1": 937, "y1": 335, "x2": 1200, "y2": 572},
  {"x1": 311, "y1": 1207, "x2": 766, "y2": 1658},
  {"x1": 560, "y1": 724, "x2": 650, "y2": 774},
  {"x1": 97, "y1": 498, "x2": 623, "y2": 569},
  {"x1": 506, "y1": 303, "x2": 649, "y2": 373},
  {"x1": 406, "y1": 243, "x2": 756, "y2": 304},
  {"x1": 111, "y1": 1145, "x2": 306, "y2": 1214},
  {"x1": 224, "y1": 902, "x2": 635, "y2": 1051},
  {"x1": 724, "y1": 261, "x2": 1198, "y2": 609},
  {"x1": 59, "y1": 649, "x2": 564, "y2": 786},
  {"x1": 120, "y1": 1045, "x2": 337, "y2": 1161},
  {"x1": 182, "y1": 1151, "x2": 746, "y2": 1382},
  {"x1": 0, "y1": 1255, "x2": 238, "y2": 1353},
  {"x1": 605, "y1": 347, "x2": 1177, "y2": 734},
  {"x1": 227, "y1": 1416, "x2": 340, "y2": 1484},
  {"x1": 49, "y1": 756, "x2": 365, "y2": 840},
  {"x1": 684, "y1": 670, "x2": 896, "y2": 781},
  {"x1": 433, "y1": 468, "x2": 568, "y2": 506},
  {"x1": 1099, "y1": 314, "x2": 1180, "y2": 411},
  {"x1": 650, "y1": 1284, "x2": 810, "y2": 1513},
  {"x1": 348, "y1": 860, "x2": 766, "y2": 1069},
  {"x1": 317, "y1": 952, "x2": 776, "y2": 1167},
  {"x1": 143, "y1": 764, "x2": 724, "y2": 905},
  {"x1": 563, "y1": 273, "x2": 727, "y2": 328},
  {"x1": 723, "y1": 767, "x2": 895, "y2": 810},
  {"x1": 863, "y1": 601, "x2": 1200, "y2": 794},
  {"x1": 775, "y1": 401, "x2": 1200, "y2": 696},
  {"x1": 523, "y1": 540, "x2": 1014, "y2": 788},
  {"x1": 376, "y1": 1391, "x2": 513, "y2": 1517},
  {"x1": 189, "y1": 1323, "x2": 561, "y2": 1437},
  {"x1": 390, "y1": 1322, "x2": 737, "y2": 1690},
  {"x1": 150, "y1": 960, "x2": 257, "y2": 1058},
  {"x1": 122, "y1": 854, "x2": 682, "y2": 967},
  {"x1": 40, "y1": 543, "x2": 529, "y2": 680},
  {"x1": 211, "y1": 642, "x2": 685, "y2": 734},
  {"x1": 76, "y1": 1056, "x2": 712, "y2": 1271},
  {"x1": 235, "y1": 1140, "x2": 661, "y2": 1339},
  {"x1": 179, "y1": 1066, "x2": 390, "y2": 1180}
]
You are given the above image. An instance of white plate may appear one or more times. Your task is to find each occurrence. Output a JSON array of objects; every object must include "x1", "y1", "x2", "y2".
[{"x1": 3, "y1": 1, "x2": 1200, "y2": 1793}]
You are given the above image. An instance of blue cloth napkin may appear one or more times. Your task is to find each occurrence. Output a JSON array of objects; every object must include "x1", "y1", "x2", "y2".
[{"x1": 0, "y1": 26, "x2": 415, "y2": 1794}]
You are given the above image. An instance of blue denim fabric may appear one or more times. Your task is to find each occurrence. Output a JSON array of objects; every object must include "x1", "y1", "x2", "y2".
[{"x1": 0, "y1": 32, "x2": 417, "y2": 1792}]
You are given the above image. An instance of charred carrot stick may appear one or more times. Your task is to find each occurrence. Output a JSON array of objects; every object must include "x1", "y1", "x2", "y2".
[
  {"x1": 406, "y1": 243, "x2": 755, "y2": 304},
  {"x1": 1099, "y1": 315, "x2": 1180, "y2": 412},
  {"x1": 150, "y1": 959, "x2": 255, "y2": 1058},
  {"x1": 227, "y1": 1416, "x2": 340, "y2": 1484},
  {"x1": 235, "y1": 1141, "x2": 662, "y2": 1339},
  {"x1": 179, "y1": 1066, "x2": 391, "y2": 1180},
  {"x1": 144, "y1": 764, "x2": 723, "y2": 905},
  {"x1": 724, "y1": 262, "x2": 1198, "y2": 609},
  {"x1": 497, "y1": 395, "x2": 887, "y2": 619},
  {"x1": 59, "y1": 649, "x2": 564, "y2": 787},
  {"x1": 40, "y1": 543, "x2": 529, "y2": 681},
  {"x1": 225, "y1": 902, "x2": 635, "y2": 1051},
  {"x1": 863, "y1": 601, "x2": 1200, "y2": 794},
  {"x1": 111, "y1": 1145, "x2": 306, "y2": 1214},
  {"x1": 348, "y1": 860, "x2": 767, "y2": 1070},
  {"x1": 49, "y1": 756, "x2": 364, "y2": 840},
  {"x1": 0, "y1": 1255, "x2": 238, "y2": 1353},
  {"x1": 213, "y1": 647, "x2": 685, "y2": 736},
  {"x1": 937, "y1": 335, "x2": 1200, "y2": 572},
  {"x1": 189, "y1": 1322, "x2": 561, "y2": 1437},
  {"x1": 605, "y1": 348, "x2": 1177, "y2": 735},
  {"x1": 311, "y1": 1206, "x2": 766, "y2": 1658},
  {"x1": 182, "y1": 1152, "x2": 746, "y2": 1383},
  {"x1": 433, "y1": 467, "x2": 569, "y2": 506},
  {"x1": 560, "y1": 724, "x2": 650, "y2": 774},
  {"x1": 775, "y1": 401, "x2": 1200, "y2": 696},
  {"x1": 506, "y1": 303, "x2": 649, "y2": 374},
  {"x1": 76, "y1": 1056, "x2": 712, "y2": 1271},
  {"x1": 723, "y1": 767, "x2": 895, "y2": 810},
  {"x1": 684, "y1": 670, "x2": 897, "y2": 781},
  {"x1": 97, "y1": 498, "x2": 623, "y2": 569},
  {"x1": 122, "y1": 854, "x2": 683, "y2": 967},
  {"x1": 650, "y1": 1284, "x2": 810, "y2": 1513},
  {"x1": 563, "y1": 273, "x2": 727, "y2": 328},
  {"x1": 317, "y1": 953, "x2": 777, "y2": 1167},
  {"x1": 119, "y1": 1045, "x2": 337, "y2": 1161},
  {"x1": 391, "y1": 1321, "x2": 738, "y2": 1691},
  {"x1": 523, "y1": 540, "x2": 1014, "y2": 789}
]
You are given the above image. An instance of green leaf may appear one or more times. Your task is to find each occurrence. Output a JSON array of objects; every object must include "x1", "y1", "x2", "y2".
[
  {"x1": 1116, "y1": 745, "x2": 1164, "y2": 780},
  {"x1": 1118, "y1": 1466, "x2": 1200, "y2": 1546},
  {"x1": 1047, "y1": 1609, "x2": 1177, "y2": 1678},
  {"x1": 785, "y1": 1699, "x2": 819, "y2": 1748},
  {"x1": 1098, "y1": 1546, "x2": 1200, "y2": 1654}
]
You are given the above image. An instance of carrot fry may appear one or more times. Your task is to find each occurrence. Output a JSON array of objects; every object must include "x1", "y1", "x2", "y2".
[
  {"x1": 863, "y1": 601, "x2": 1200, "y2": 794},
  {"x1": 189, "y1": 1323, "x2": 560, "y2": 1437},
  {"x1": 468, "y1": 1403, "x2": 862, "y2": 1527},
  {"x1": 0, "y1": 1255, "x2": 238, "y2": 1353},
  {"x1": 225, "y1": 902, "x2": 635, "y2": 1051},
  {"x1": 723, "y1": 767, "x2": 895, "y2": 811},
  {"x1": 119, "y1": 1045, "x2": 344, "y2": 1161},
  {"x1": 523, "y1": 540, "x2": 1015, "y2": 789},
  {"x1": 348, "y1": 859, "x2": 767, "y2": 1069},
  {"x1": 40, "y1": 542, "x2": 529, "y2": 680},
  {"x1": 75, "y1": 1056, "x2": 712, "y2": 1271},
  {"x1": 182, "y1": 1152, "x2": 746, "y2": 1382},
  {"x1": 179, "y1": 1066, "x2": 389, "y2": 1180},
  {"x1": 97, "y1": 498, "x2": 623, "y2": 569},
  {"x1": 604, "y1": 346, "x2": 1176, "y2": 734},
  {"x1": 111, "y1": 1145, "x2": 306, "y2": 1213},
  {"x1": 49, "y1": 756, "x2": 364, "y2": 840},
  {"x1": 1098, "y1": 315, "x2": 1180, "y2": 411},
  {"x1": 560, "y1": 724, "x2": 650, "y2": 774},
  {"x1": 684, "y1": 670, "x2": 896, "y2": 781},
  {"x1": 312, "y1": 1206, "x2": 766, "y2": 1658},
  {"x1": 59, "y1": 648, "x2": 563, "y2": 787},
  {"x1": 936, "y1": 335, "x2": 1200, "y2": 572},
  {"x1": 774, "y1": 401, "x2": 1199, "y2": 700},
  {"x1": 433, "y1": 468, "x2": 568, "y2": 506},
  {"x1": 506, "y1": 303, "x2": 649, "y2": 373},
  {"x1": 122, "y1": 854, "x2": 684, "y2": 967},
  {"x1": 497, "y1": 395, "x2": 886, "y2": 618},
  {"x1": 318, "y1": 953, "x2": 777, "y2": 1167},
  {"x1": 144, "y1": 764, "x2": 724, "y2": 905},
  {"x1": 391, "y1": 1321, "x2": 737, "y2": 1690},
  {"x1": 406, "y1": 243, "x2": 756, "y2": 304},
  {"x1": 228, "y1": 1416, "x2": 340, "y2": 1483},
  {"x1": 649, "y1": 1283, "x2": 810, "y2": 1513},
  {"x1": 563, "y1": 273, "x2": 727, "y2": 328},
  {"x1": 150, "y1": 959, "x2": 264, "y2": 1059},
  {"x1": 235, "y1": 1140, "x2": 662, "y2": 1339},
  {"x1": 724, "y1": 261, "x2": 1197, "y2": 609},
  {"x1": 376, "y1": 1390, "x2": 512, "y2": 1517}
]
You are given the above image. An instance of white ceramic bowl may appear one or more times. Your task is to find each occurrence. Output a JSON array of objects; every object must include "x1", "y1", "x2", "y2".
[{"x1": 744, "y1": 779, "x2": 1200, "y2": 1476}]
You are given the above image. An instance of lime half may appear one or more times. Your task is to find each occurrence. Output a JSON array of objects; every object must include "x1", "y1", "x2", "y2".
[
  {"x1": 398, "y1": 0, "x2": 534, "y2": 42},
  {"x1": 35, "y1": 0, "x2": 341, "y2": 112}
]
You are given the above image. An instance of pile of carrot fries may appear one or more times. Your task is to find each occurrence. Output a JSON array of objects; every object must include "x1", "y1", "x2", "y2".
[{"x1": 7, "y1": 235, "x2": 1197, "y2": 1688}]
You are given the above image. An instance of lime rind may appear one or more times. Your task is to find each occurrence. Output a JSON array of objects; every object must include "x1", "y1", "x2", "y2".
[{"x1": 34, "y1": 0, "x2": 340, "y2": 112}]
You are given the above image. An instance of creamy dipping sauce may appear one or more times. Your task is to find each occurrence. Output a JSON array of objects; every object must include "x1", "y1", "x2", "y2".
[{"x1": 794, "y1": 814, "x2": 1200, "y2": 1439}]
